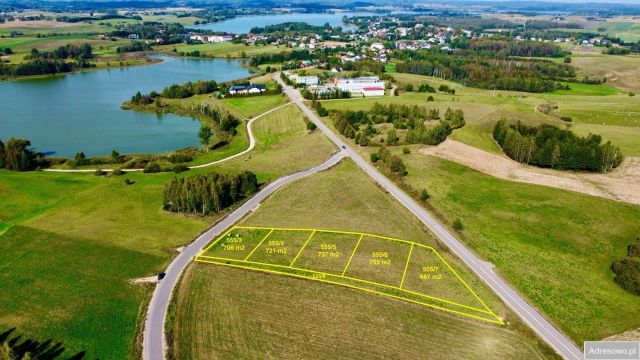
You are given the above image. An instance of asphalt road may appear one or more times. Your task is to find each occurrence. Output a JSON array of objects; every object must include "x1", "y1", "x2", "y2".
[
  {"x1": 142, "y1": 151, "x2": 346, "y2": 360},
  {"x1": 275, "y1": 75, "x2": 583, "y2": 360}
]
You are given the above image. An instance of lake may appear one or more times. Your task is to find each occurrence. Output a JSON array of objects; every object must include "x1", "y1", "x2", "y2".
[
  {"x1": 194, "y1": 12, "x2": 380, "y2": 33},
  {"x1": 0, "y1": 56, "x2": 250, "y2": 157}
]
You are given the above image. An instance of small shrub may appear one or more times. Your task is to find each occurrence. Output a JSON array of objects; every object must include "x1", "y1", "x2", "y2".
[
  {"x1": 172, "y1": 164, "x2": 189, "y2": 173},
  {"x1": 420, "y1": 189, "x2": 430, "y2": 201},
  {"x1": 630, "y1": 92, "x2": 636, "y2": 97},
  {"x1": 111, "y1": 168, "x2": 125, "y2": 176},
  {"x1": 167, "y1": 153, "x2": 193, "y2": 163},
  {"x1": 427, "y1": 95, "x2": 434, "y2": 102},
  {"x1": 124, "y1": 178, "x2": 135, "y2": 185},
  {"x1": 560, "y1": 116, "x2": 572, "y2": 122},
  {"x1": 306, "y1": 121, "x2": 317, "y2": 131},
  {"x1": 317, "y1": 107, "x2": 329, "y2": 117},
  {"x1": 94, "y1": 169, "x2": 106, "y2": 176},
  {"x1": 370, "y1": 152, "x2": 379, "y2": 163},
  {"x1": 404, "y1": 84, "x2": 413, "y2": 92},
  {"x1": 453, "y1": 218, "x2": 464, "y2": 231},
  {"x1": 402, "y1": 147, "x2": 411, "y2": 154},
  {"x1": 143, "y1": 162, "x2": 161, "y2": 173}
]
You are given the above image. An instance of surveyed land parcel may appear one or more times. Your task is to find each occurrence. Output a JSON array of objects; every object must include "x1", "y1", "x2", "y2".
[{"x1": 196, "y1": 226, "x2": 502, "y2": 324}]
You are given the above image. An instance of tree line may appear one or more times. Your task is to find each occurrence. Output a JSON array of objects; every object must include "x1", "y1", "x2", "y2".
[
  {"x1": 0, "y1": 44, "x2": 96, "y2": 77},
  {"x1": 162, "y1": 171, "x2": 259, "y2": 215},
  {"x1": 467, "y1": 39, "x2": 569, "y2": 58},
  {"x1": 116, "y1": 40, "x2": 152, "y2": 54},
  {"x1": 493, "y1": 120, "x2": 623, "y2": 172},
  {"x1": 26, "y1": 44, "x2": 94, "y2": 61}
]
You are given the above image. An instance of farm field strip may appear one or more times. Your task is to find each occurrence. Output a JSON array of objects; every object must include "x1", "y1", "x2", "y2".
[{"x1": 196, "y1": 225, "x2": 503, "y2": 325}]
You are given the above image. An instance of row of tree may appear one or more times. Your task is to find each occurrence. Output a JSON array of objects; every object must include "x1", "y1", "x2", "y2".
[
  {"x1": 0, "y1": 57, "x2": 94, "y2": 77},
  {"x1": 162, "y1": 171, "x2": 259, "y2": 215},
  {"x1": 161, "y1": 80, "x2": 218, "y2": 98},
  {"x1": 115, "y1": 40, "x2": 152, "y2": 54},
  {"x1": 493, "y1": 120, "x2": 623, "y2": 172},
  {"x1": 26, "y1": 44, "x2": 93, "y2": 61}
]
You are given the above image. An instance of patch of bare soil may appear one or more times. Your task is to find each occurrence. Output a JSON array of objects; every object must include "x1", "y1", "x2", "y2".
[
  {"x1": 130, "y1": 276, "x2": 158, "y2": 285},
  {"x1": 419, "y1": 139, "x2": 640, "y2": 206},
  {"x1": 603, "y1": 328, "x2": 640, "y2": 341}
]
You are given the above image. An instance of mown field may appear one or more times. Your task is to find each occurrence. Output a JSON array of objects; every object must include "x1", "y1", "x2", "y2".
[
  {"x1": 321, "y1": 72, "x2": 640, "y2": 156},
  {"x1": 0, "y1": 103, "x2": 333, "y2": 359},
  {"x1": 170, "y1": 160, "x2": 558, "y2": 359},
  {"x1": 569, "y1": 51, "x2": 640, "y2": 93}
]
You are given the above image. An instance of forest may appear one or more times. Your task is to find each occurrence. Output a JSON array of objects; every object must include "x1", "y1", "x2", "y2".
[
  {"x1": 0, "y1": 44, "x2": 95, "y2": 77},
  {"x1": 394, "y1": 50, "x2": 574, "y2": 92},
  {"x1": 162, "y1": 171, "x2": 259, "y2": 215},
  {"x1": 493, "y1": 120, "x2": 623, "y2": 172}
]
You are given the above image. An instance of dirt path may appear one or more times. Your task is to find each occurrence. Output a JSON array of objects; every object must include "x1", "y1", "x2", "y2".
[{"x1": 419, "y1": 139, "x2": 640, "y2": 206}]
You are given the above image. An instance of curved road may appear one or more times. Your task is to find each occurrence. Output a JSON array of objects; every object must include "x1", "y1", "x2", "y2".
[
  {"x1": 44, "y1": 102, "x2": 292, "y2": 173},
  {"x1": 142, "y1": 151, "x2": 346, "y2": 360},
  {"x1": 275, "y1": 74, "x2": 583, "y2": 360}
]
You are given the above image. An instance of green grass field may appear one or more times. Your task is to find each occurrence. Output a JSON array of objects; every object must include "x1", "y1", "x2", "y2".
[
  {"x1": 170, "y1": 160, "x2": 557, "y2": 359},
  {"x1": 0, "y1": 102, "x2": 334, "y2": 359},
  {"x1": 569, "y1": 52, "x2": 640, "y2": 93},
  {"x1": 157, "y1": 42, "x2": 289, "y2": 59},
  {"x1": 396, "y1": 153, "x2": 640, "y2": 343}
]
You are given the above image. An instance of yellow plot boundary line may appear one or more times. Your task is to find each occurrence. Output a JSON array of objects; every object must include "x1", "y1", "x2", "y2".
[
  {"x1": 399, "y1": 243, "x2": 414, "y2": 289},
  {"x1": 198, "y1": 253, "x2": 492, "y2": 316},
  {"x1": 232, "y1": 225, "x2": 500, "y2": 319},
  {"x1": 244, "y1": 229, "x2": 274, "y2": 261},
  {"x1": 197, "y1": 225, "x2": 504, "y2": 324},
  {"x1": 289, "y1": 230, "x2": 316, "y2": 267},
  {"x1": 196, "y1": 257, "x2": 504, "y2": 326},
  {"x1": 341, "y1": 234, "x2": 363, "y2": 276}
]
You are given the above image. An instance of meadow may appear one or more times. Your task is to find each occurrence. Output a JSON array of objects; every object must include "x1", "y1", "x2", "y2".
[
  {"x1": 0, "y1": 103, "x2": 333, "y2": 359},
  {"x1": 170, "y1": 160, "x2": 557, "y2": 359},
  {"x1": 157, "y1": 42, "x2": 289, "y2": 59},
  {"x1": 396, "y1": 153, "x2": 640, "y2": 342}
]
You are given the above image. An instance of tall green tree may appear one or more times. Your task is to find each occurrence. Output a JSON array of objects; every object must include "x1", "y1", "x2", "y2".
[
  {"x1": 4, "y1": 138, "x2": 34, "y2": 171},
  {"x1": 198, "y1": 124, "x2": 213, "y2": 149}
]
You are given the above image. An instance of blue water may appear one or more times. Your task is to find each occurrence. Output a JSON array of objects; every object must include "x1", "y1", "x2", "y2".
[
  {"x1": 193, "y1": 12, "x2": 381, "y2": 33},
  {"x1": 0, "y1": 56, "x2": 250, "y2": 157}
]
